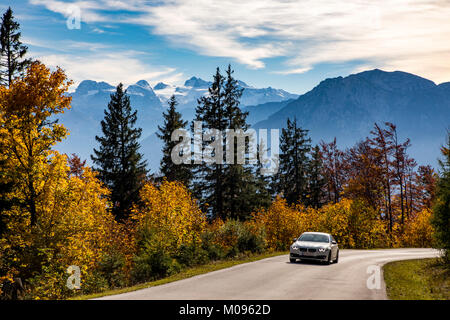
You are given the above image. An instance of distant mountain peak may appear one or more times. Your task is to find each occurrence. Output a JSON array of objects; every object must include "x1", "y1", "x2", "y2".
[
  {"x1": 154, "y1": 82, "x2": 169, "y2": 90},
  {"x1": 184, "y1": 76, "x2": 211, "y2": 88},
  {"x1": 75, "y1": 80, "x2": 114, "y2": 95},
  {"x1": 135, "y1": 80, "x2": 152, "y2": 89}
]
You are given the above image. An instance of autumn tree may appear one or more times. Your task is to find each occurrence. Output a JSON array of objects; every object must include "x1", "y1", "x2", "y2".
[
  {"x1": 132, "y1": 180, "x2": 207, "y2": 254},
  {"x1": 385, "y1": 122, "x2": 410, "y2": 226},
  {"x1": 368, "y1": 123, "x2": 394, "y2": 230},
  {"x1": 320, "y1": 138, "x2": 345, "y2": 203},
  {"x1": 0, "y1": 142, "x2": 13, "y2": 237},
  {"x1": 415, "y1": 165, "x2": 437, "y2": 210},
  {"x1": 0, "y1": 7, "x2": 32, "y2": 86},
  {"x1": 432, "y1": 131, "x2": 450, "y2": 264},
  {"x1": 67, "y1": 153, "x2": 86, "y2": 178},
  {"x1": 344, "y1": 139, "x2": 384, "y2": 213},
  {"x1": 157, "y1": 95, "x2": 191, "y2": 186},
  {"x1": 92, "y1": 83, "x2": 147, "y2": 220},
  {"x1": 0, "y1": 62, "x2": 72, "y2": 226}
]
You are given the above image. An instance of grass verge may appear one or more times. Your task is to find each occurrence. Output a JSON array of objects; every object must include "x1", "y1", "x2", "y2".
[
  {"x1": 383, "y1": 258, "x2": 450, "y2": 300},
  {"x1": 70, "y1": 251, "x2": 288, "y2": 300}
]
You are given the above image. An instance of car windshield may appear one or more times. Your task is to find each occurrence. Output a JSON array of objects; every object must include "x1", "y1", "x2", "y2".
[{"x1": 298, "y1": 234, "x2": 329, "y2": 243}]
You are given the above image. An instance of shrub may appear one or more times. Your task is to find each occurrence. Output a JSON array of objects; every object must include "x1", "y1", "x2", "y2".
[{"x1": 97, "y1": 251, "x2": 127, "y2": 289}]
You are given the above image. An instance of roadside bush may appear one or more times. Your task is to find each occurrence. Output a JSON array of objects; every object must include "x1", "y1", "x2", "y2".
[
  {"x1": 174, "y1": 243, "x2": 209, "y2": 267},
  {"x1": 200, "y1": 229, "x2": 226, "y2": 261},
  {"x1": 209, "y1": 220, "x2": 266, "y2": 257},
  {"x1": 97, "y1": 251, "x2": 127, "y2": 289},
  {"x1": 131, "y1": 228, "x2": 181, "y2": 284},
  {"x1": 131, "y1": 247, "x2": 181, "y2": 283}
]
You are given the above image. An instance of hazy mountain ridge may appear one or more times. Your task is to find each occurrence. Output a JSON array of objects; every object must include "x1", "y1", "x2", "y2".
[
  {"x1": 55, "y1": 69, "x2": 449, "y2": 172},
  {"x1": 57, "y1": 77, "x2": 298, "y2": 171},
  {"x1": 254, "y1": 69, "x2": 450, "y2": 166}
]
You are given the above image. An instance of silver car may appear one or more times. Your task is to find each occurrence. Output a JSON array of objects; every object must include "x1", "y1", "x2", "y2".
[{"x1": 289, "y1": 232, "x2": 339, "y2": 264}]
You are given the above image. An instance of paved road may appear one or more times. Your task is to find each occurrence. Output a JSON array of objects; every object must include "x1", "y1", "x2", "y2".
[{"x1": 97, "y1": 248, "x2": 439, "y2": 300}]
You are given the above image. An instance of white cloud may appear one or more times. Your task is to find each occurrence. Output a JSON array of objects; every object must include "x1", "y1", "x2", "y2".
[
  {"x1": 33, "y1": 50, "x2": 183, "y2": 90},
  {"x1": 29, "y1": 0, "x2": 450, "y2": 83},
  {"x1": 272, "y1": 67, "x2": 312, "y2": 75}
]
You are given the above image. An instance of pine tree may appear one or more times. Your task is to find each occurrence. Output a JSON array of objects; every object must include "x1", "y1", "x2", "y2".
[
  {"x1": 277, "y1": 117, "x2": 311, "y2": 205},
  {"x1": 191, "y1": 65, "x2": 265, "y2": 220},
  {"x1": 0, "y1": 7, "x2": 32, "y2": 86},
  {"x1": 191, "y1": 68, "x2": 227, "y2": 219},
  {"x1": 307, "y1": 145, "x2": 326, "y2": 209},
  {"x1": 91, "y1": 83, "x2": 147, "y2": 220},
  {"x1": 432, "y1": 131, "x2": 450, "y2": 264},
  {"x1": 157, "y1": 95, "x2": 192, "y2": 186},
  {"x1": 221, "y1": 65, "x2": 259, "y2": 220}
]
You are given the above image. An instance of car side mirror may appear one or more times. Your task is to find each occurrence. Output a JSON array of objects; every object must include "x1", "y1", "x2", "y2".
[
  {"x1": 293, "y1": 238, "x2": 297, "y2": 242},
  {"x1": 332, "y1": 241, "x2": 337, "y2": 245}
]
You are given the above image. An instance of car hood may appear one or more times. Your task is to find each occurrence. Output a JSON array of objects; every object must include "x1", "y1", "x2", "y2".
[{"x1": 294, "y1": 241, "x2": 330, "y2": 248}]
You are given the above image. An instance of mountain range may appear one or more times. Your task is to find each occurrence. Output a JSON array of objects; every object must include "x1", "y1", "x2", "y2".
[
  {"x1": 56, "y1": 77, "x2": 298, "y2": 170},
  {"x1": 55, "y1": 69, "x2": 450, "y2": 172}
]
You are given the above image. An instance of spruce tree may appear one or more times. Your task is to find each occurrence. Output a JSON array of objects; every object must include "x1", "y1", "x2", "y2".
[
  {"x1": 307, "y1": 145, "x2": 326, "y2": 208},
  {"x1": 221, "y1": 65, "x2": 258, "y2": 220},
  {"x1": 432, "y1": 131, "x2": 450, "y2": 264},
  {"x1": 191, "y1": 68, "x2": 227, "y2": 219},
  {"x1": 0, "y1": 7, "x2": 32, "y2": 86},
  {"x1": 157, "y1": 95, "x2": 192, "y2": 186},
  {"x1": 192, "y1": 65, "x2": 267, "y2": 220},
  {"x1": 91, "y1": 83, "x2": 147, "y2": 220},
  {"x1": 277, "y1": 117, "x2": 311, "y2": 205}
]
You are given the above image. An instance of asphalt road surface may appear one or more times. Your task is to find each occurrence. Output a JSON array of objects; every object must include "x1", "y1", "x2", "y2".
[{"x1": 97, "y1": 248, "x2": 439, "y2": 300}]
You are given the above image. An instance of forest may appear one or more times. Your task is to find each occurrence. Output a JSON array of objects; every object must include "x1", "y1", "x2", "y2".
[{"x1": 0, "y1": 7, "x2": 449, "y2": 299}]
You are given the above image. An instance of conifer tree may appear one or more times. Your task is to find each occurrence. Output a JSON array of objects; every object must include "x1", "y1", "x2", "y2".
[
  {"x1": 432, "y1": 131, "x2": 450, "y2": 264},
  {"x1": 221, "y1": 65, "x2": 259, "y2": 220},
  {"x1": 192, "y1": 65, "x2": 265, "y2": 220},
  {"x1": 307, "y1": 145, "x2": 326, "y2": 209},
  {"x1": 277, "y1": 117, "x2": 311, "y2": 205},
  {"x1": 0, "y1": 7, "x2": 32, "y2": 86},
  {"x1": 92, "y1": 83, "x2": 147, "y2": 220},
  {"x1": 157, "y1": 95, "x2": 192, "y2": 186},
  {"x1": 191, "y1": 68, "x2": 227, "y2": 218}
]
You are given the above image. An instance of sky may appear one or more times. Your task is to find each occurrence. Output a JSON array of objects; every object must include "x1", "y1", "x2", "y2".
[{"x1": 3, "y1": 0, "x2": 450, "y2": 94}]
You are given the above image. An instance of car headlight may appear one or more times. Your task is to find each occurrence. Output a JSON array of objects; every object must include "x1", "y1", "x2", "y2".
[
  {"x1": 292, "y1": 245, "x2": 299, "y2": 250},
  {"x1": 318, "y1": 248, "x2": 327, "y2": 252}
]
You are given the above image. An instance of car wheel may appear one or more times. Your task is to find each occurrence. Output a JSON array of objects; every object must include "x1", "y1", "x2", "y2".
[
  {"x1": 334, "y1": 250, "x2": 339, "y2": 264},
  {"x1": 290, "y1": 258, "x2": 296, "y2": 263}
]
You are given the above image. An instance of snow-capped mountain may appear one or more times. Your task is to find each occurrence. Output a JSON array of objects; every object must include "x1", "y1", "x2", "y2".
[
  {"x1": 54, "y1": 70, "x2": 446, "y2": 173},
  {"x1": 55, "y1": 77, "x2": 298, "y2": 171}
]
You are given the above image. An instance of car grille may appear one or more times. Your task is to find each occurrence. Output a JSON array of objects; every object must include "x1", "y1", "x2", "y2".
[
  {"x1": 303, "y1": 255, "x2": 326, "y2": 260},
  {"x1": 299, "y1": 248, "x2": 307, "y2": 252},
  {"x1": 307, "y1": 248, "x2": 317, "y2": 253}
]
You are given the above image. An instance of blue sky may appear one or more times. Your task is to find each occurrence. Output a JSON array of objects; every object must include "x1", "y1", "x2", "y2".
[{"x1": 3, "y1": 0, "x2": 450, "y2": 94}]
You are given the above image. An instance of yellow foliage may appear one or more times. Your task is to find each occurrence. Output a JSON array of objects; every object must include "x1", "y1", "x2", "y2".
[
  {"x1": 250, "y1": 196, "x2": 305, "y2": 250},
  {"x1": 251, "y1": 197, "x2": 390, "y2": 250},
  {"x1": 131, "y1": 180, "x2": 207, "y2": 253},
  {"x1": 402, "y1": 209, "x2": 434, "y2": 247}
]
